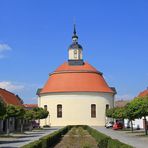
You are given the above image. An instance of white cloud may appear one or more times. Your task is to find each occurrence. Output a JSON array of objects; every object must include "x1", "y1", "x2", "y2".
[
  {"x1": 0, "y1": 43, "x2": 12, "y2": 59},
  {"x1": 0, "y1": 81, "x2": 24, "y2": 91}
]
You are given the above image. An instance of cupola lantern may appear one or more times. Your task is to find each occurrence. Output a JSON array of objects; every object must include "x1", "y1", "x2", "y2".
[{"x1": 68, "y1": 24, "x2": 83, "y2": 65}]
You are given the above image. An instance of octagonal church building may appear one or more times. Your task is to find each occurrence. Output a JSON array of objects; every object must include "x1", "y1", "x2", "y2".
[{"x1": 37, "y1": 26, "x2": 116, "y2": 126}]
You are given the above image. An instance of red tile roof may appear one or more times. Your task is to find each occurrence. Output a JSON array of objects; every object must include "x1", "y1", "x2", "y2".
[
  {"x1": 40, "y1": 62, "x2": 115, "y2": 94},
  {"x1": 24, "y1": 104, "x2": 38, "y2": 108},
  {"x1": 0, "y1": 88, "x2": 23, "y2": 106},
  {"x1": 138, "y1": 89, "x2": 148, "y2": 97}
]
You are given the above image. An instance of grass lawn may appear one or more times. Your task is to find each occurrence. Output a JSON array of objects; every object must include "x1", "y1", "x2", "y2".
[{"x1": 54, "y1": 127, "x2": 98, "y2": 148}]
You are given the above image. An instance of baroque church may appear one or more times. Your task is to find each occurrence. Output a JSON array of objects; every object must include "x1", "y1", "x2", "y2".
[{"x1": 37, "y1": 26, "x2": 116, "y2": 126}]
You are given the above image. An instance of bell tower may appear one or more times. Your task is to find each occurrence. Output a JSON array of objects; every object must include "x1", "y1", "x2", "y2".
[{"x1": 68, "y1": 25, "x2": 84, "y2": 65}]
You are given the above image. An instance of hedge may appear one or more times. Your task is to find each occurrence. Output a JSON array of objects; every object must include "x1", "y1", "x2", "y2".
[
  {"x1": 21, "y1": 125, "x2": 133, "y2": 148},
  {"x1": 21, "y1": 126, "x2": 72, "y2": 148},
  {"x1": 81, "y1": 125, "x2": 133, "y2": 148}
]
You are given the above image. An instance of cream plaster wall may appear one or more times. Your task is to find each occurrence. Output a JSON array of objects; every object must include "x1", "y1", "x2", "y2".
[
  {"x1": 68, "y1": 49, "x2": 82, "y2": 60},
  {"x1": 38, "y1": 92, "x2": 114, "y2": 126}
]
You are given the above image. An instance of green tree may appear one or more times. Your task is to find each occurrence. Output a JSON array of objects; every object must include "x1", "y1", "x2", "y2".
[
  {"x1": 15, "y1": 106, "x2": 25, "y2": 133},
  {"x1": 113, "y1": 107, "x2": 126, "y2": 119},
  {"x1": 106, "y1": 107, "x2": 126, "y2": 119},
  {"x1": 129, "y1": 96, "x2": 148, "y2": 135},
  {"x1": 106, "y1": 108, "x2": 115, "y2": 118},
  {"x1": 0, "y1": 98, "x2": 6, "y2": 118},
  {"x1": 24, "y1": 110, "x2": 35, "y2": 130},
  {"x1": 5, "y1": 104, "x2": 18, "y2": 134},
  {"x1": 124, "y1": 102, "x2": 137, "y2": 132},
  {"x1": 33, "y1": 107, "x2": 49, "y2": 120}
]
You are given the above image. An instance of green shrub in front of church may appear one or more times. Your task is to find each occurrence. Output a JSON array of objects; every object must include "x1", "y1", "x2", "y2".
[
  {"x1": 21, "y1": 140, "x2": 42, "y2": 148},
  {"x1": 82, "y1": 125, "x2": 133, "y2": 148},
  {"x1": 107, "y1": 138, "x2": 133, "y2": 148},
  {"x1": 21, "y1": 126, "x2": 71, "y2": 148}
]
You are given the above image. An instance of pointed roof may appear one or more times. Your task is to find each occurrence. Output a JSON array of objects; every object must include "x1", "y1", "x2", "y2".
[
  {"x1": 72, "y1": 24, "x2": 78, "y2": 39},
  {"x1": 69, "y1": 24, "x2": 83, "y2": 50},
  {"x1": 0, "y1": 88, "x2": 23, "y2": 106},
  {"x1": 138, "y1": 88, "x2": 148, "y2": 97}
]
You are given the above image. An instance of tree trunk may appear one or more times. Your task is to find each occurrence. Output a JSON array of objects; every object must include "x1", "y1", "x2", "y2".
[
  {"x1": 6, "y1": 118, "x2": 9, "y2": 135},
  {"x1": 29, "y1": 120, "x2": 33, "y2": 131},
  {"x1": 38, "y1": 119, "x2": 40, "y2": 128},
  {"x1": 20, "y1": 119, "x2": 24, "y2": 133},
  {"x1": 144, "y1": 116, "x2": 147, "y2": 135},
  {"x1": 131, "y1": 120, "x2": 133, "y2": 132}
]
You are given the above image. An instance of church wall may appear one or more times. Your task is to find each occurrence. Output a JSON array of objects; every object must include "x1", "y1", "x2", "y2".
[{"x1": 38, "y1": 92, "x2": 114, "y2": 126}]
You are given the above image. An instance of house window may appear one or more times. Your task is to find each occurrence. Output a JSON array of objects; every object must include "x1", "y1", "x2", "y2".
[
  {"x1": 91, "y1": 104, "x2": 96, "y2": 118},
  {"x1": 57, "y1": 104, "x2": 62, "y2": 118},
  {"x1": 106, "y1": 104, "x2": 109, "y2": 110}
]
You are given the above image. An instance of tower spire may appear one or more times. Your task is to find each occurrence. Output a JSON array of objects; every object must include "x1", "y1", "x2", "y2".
[
  {"x1": 73, "y1": 24, "x2": 76, "y2": 35},
  {"x1": 72, "y1": 24, "x2": 78, "y2": 42}
]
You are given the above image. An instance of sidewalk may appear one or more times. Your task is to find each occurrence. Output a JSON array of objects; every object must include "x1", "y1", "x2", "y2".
[
  {"x1": 0, "y1": 127, "x2": 61, "y2": 148},
  {"x1": 93, "y1": 126, "x2": 148, "y2": 148}
]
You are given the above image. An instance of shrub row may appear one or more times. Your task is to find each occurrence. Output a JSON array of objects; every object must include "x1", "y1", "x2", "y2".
[
  {"x1": 81, "y1": 125, "x2": 133, "y2": 148},
  {"x1": 21, "y1": 125, "x2": 133, "y2": 148},
  {"x1": 21, "y1": 126, "x2": 72, "y2": 148}
]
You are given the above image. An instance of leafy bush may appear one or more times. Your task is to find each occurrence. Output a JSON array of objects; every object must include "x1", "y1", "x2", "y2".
[
  {"x1": 81, "y1": 125, "x2": 133, "y2": 148},
  {"x1": 108, "y1": 139, "x2": 132, "y2": 148},
  {"x1": 43, "y1": 125, "x2": 50, "y2": 128},
  {"x1": 21, "y1": 125, "x2": 133, "y2": 148},
  {"x1": 21, "y1": 126, "x2": 72, "y2": 148},
  {"x1": 82, "y1": 125, "x2": 110, "y2": 148},
  {"x1": 21, "y1": 140, "x2": 42, "y2": 148}
]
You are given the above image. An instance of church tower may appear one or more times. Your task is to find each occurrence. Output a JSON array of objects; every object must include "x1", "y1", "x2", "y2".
[{"x1": 68, "y1": 25, "x2": 84, "y2": 65}]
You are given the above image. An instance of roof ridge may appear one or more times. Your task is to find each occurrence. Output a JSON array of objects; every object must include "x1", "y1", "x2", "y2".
[{"x1": 0, "y1": 88, "x2": 16, "y2": 96}]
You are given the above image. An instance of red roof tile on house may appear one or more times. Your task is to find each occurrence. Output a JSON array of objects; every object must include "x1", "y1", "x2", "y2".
[
  {"x1": 24, "y1": 104, "x2": 38, "y2": 108},
  {"x1": 0, "y1": 88, "x2": 23, "y2": 106},
  {"x1": 40, "y1": 62, "x2": 114, "y2": 94},
  {"x1": 138, "y1": 88, "x2": 148, "y2": 97}
]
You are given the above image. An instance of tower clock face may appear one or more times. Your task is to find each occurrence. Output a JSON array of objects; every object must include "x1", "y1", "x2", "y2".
[
  {"x1": 74, "y1": 50, "x2": 77, "y2": 54},
  {"x1": 74, "y1": 50, "x2": 77, "y2": 58}
]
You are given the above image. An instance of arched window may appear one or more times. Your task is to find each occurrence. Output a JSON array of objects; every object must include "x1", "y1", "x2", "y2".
[
  {"x1": 57, "y1": 104, "x2": 62, "y2": 118},
  {"x1": 44, "y1": 105, "x2": 47, "y2": 110},
  {"x1": 106, "y1": 104, "x2": 109, "y2": 110},
  {"x1": 91, "y1": 104, "x2": 96, "y2": 118}
]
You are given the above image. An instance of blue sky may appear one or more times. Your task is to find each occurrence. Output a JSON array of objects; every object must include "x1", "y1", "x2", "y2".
[{"x1": 0, "y1": 0, "x2": 148, "y2": 103}]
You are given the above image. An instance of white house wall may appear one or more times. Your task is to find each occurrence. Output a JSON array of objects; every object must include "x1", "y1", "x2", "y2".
[{"x1": 38, "y1": 92, "x2": 114, "y2": 126}]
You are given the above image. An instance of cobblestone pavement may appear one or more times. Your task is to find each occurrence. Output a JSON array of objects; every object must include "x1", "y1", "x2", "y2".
[
  {"x1": 0, "y1": 127, "x2": 61, "y2": 148},
  {"x1": 93, "y1": 126, "x2": 148, "y2": 148}
]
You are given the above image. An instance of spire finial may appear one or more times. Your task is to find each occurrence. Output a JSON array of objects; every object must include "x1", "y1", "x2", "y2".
[
  {"x1": 72, "y1": 24, "x2": 78, "y2": 42},
  {"x1": 73, "y1": 24, "x2": 76, "y2": 35}
]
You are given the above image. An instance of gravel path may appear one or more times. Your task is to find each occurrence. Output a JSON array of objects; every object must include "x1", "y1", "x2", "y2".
[
  {"x1": 0, "y1": 127, "x2": 61, "y2": 148},
  {"x1": 54, "y1": 127, "x2": 98, "y2": 148},
  {"x1": 93, "y1": 126, "x2": 148, "y2": 148}
]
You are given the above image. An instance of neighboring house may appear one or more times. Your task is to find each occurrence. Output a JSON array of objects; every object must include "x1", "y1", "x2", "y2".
[
  {"x1": 0, "y1": 88, "x2": 23, "y2": 133},
  {"x1": 115, "y1": 100, "x2": 130, "y2": 108},
  {"x1": 119, "y1": 88, "x2": 148, "y2": 129},
  {"x1": 24, "y1": 104, "x2": 38, "y2": 110},
  {"x1": 37, "y1": 26, "x2": 116, "y2": 127}
]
